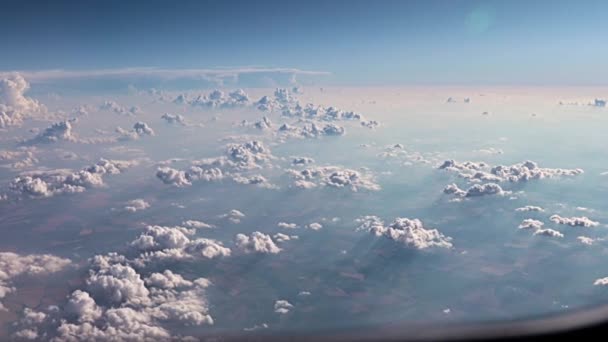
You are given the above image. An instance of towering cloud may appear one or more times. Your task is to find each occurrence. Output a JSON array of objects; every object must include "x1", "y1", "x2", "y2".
[
  {"x1": 356, "y1": 216, "x2": 453, "y2": 250},
  {"x1": 0, "y1": 74, "x2": 44, "y2": 128}
]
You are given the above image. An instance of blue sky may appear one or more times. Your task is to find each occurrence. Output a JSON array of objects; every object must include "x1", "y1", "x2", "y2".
[{"x1": 2, "y1": 0, "x2": 608, "y2": 85}]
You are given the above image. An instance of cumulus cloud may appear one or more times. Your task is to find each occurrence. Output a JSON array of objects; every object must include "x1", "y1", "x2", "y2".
[
  {"x1": 518, "y1": 219, "x2": 544, "y2": 230},
  {"x1": 291, "y1": 157, "x2": 314, "y2": 166},
  {"x1": 306, "y1": 222, "x2": 323, "y2": 230},
  {"x1": 160, "y1": 113, "x2": 188, "y2": 126},
  {"x1": 235, "y1": 232, "x2": 282, "y2": 254},
  {"x1": 533, "y1": 228, "x2": 564, "y2": 238},
  {"x1": 0, "y1": 252, "x2": 71, "y2": 310},
  {"x1": 277, "y1": 121, "x2": 346, "y2": 139},
  {"x1": 25, "y1": 119, "x2": 78, "y2": 145},
  {"x1": 123, "y1": 199, "x2": 150, "y2": 213},
  {"x1": 286, "y1": 166, "x2": 380, "y2": 191},
  {"x1": 13, "y1": 253, "x2": 215, "y2": 340},
  {"x1": 182, "y1": 220, "x2": 214, "y2": 229},
  {"x1": 550, "y1": 215, "x2": 599, "y2": 227},
  {"x1": 176, "y1": 89, "x2": 250, "y2": 108},
  {"x1": 273, "y1": 233, "x2": 298, "y2": 242},
  {"x1": 0, "y1": 147, "x2": 38, "y2": 169},
  {"x1": 274, "y1": 300, "x2": 294, "y2": 314},
  {"x1": 439, "y1": 159, "x2": 583, "y2": 184},
  {"x1": 220, "y1": 209, "x2": 245, "y2": 224},
  {"x1": 116, "y1": 122, "x2": 155, "y2": 140},
  {"x1": 443, "y1": 183, "x2": 509, "y2": 198},
  {"x1": 360, "y1": 120, "x2": 380, "y2": 129},
  {"x1": 515, "y1": 206, "x2": 544, "y2": 212},
  {"x1": 156, "y1": 141, "x2": 277, "y2": 189},
  {"x1": 0, "y1": 74, "x2": 45, "y2": 128},
  {"x1": 277, "y1": 222, "x2": 298, "y2": 229},
  {"x1": 130, "y1": 225, "x2": 231, "y2": 265},
  {"x1": 356, "y1": 216, "x2": 453, "y2": 250},
  {"x1": 100, "y1": 100, "x2": 140, "y2": 116},
  {"x1": 7, "y1": 158, "x2": 138, "y2": 199},
  {"x1": 578, "y1": 236, "x2": 595, "y2": 245},
  {"x1": 594, "y1": 277, "x2": 608, "y2": 286}
]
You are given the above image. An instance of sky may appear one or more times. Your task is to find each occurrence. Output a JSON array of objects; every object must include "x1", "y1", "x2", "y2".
[{"x1": 1, "y1": 0, "x2": 608, "y2": 85}]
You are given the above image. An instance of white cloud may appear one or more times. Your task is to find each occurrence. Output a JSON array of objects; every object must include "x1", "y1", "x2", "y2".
[
  {"x1": 15, "y1": 253, "x2": 216, "y2": 340},
  {"x1": 130, "y1": 225, "x2": 231, "y2": 265},
  {"x1": 0, "y1": 252, "x2": 71, "y2": 310},
  {"x1": 182, "y1": 220, "x2": 214, "y2": 229},
  {"x1": 515, "y1": 206, "x2": 544, "y2": 212},
  {"x1": 356, "y1": 216, "x2": 453, "y2": 250},
  {"x1": 273, "y1": 233, "x2": 298, "y2": 242},
  {"x1": 100, "y1": 100, "x2": 140, "y2": 116},
  {"x1": 160, "y1": 113, "x2": 188, "y2": 126},
  {"x1": 219, "y1": 209, "x2": 245, "y2": 224},
  {"x1": 286, "y1": 166, "x2": 380, "y2": 191},
  {"x1": 443, "y1": 183, "x2": 509, "y2": 198},
  {"x1": 439, "y1": 159, "x2": 583, "y2": 183},
  {"x1": 123, "y1": 199, "x2": 150, "y2": 213},
  {"x1": 0, "y1": 74, "x2": 45, "y2": 128},
  {"x1": 235, "y1": 232, "x2": 282, "y2": 254},
  {"x1": 177, "y1": 89, "x2": 250, "y2": 108},
  {"x1": 274, "y1": 300, "x2": 294, "y2": 314},
  {"x1": 518, "y1": 219, "x2": 544, "y2": 230},
  {"x1": 533, "y1": 229, "x2": 564, "y2": 238},
  {"x1": 306, "y1": 222, "x2": 323, "y2": 230},
  {"x1": 291, "y1": 157, "x2": 314, "y2": 165},
  {"x1": 578, "y1": 236, "x2": 595, "y2": 245},
  {"x1": 277, "y1": 222, "x2": 298, "y2": 229},
  {"x1": 7, "y1": 159, "x2": 138, "y2": 199},
  {"x1": 550, "y1": 215, "x2": 599, "y2": 227},
  {"x1": 116, "y1": 122, "x2": 155, "y2": 141},
  {"x1": 594, "y1": 277, "x2": 608, "y2": 286}
]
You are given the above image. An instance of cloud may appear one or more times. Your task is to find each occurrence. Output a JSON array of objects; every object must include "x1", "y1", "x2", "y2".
[
  {"x1": 578, "y1": 236, "x2": 595, "y2": 245},
  {"x1": 117, "y1": 121, "x2": 155, "y2": 141},
  {"x1": 518, "y1": 219, "x2": 544, "y2": 230},
  {"x1": 439, "y1": 160, "x2": 583, "y2": 183},
  {"x1": 220, "y1": 209, "x2": 245, "y2": 224},
  {"x1": 273, "y1": 233, "x2": 298, "y2": 242},
  {"x1": 25, "y1": 119, "x2": 78, "y2": 145},
  {"x1": 277, "y1": 222, "x2": 298, "y2": 229},
  {"x1": 176, "y1": 89, "x2": 250, "y2": 108},
  {"x1": 443, "y1": 182, "x2": 509, "y2": 198},
  {"x1": 533, "y1": 228, "x2": 564, "y2": 238},
  {"x1": 274, "y1": 300, "x2": 294, "y2": 314},
  {"x1": 515, "y1": 205, "x2": 544, "y2": 212},
  {"x1": 549, "y1": 215, "x2": 599, "y2": 227},
  {"x1": 155, "y1": 167, "x2": 192, "y2": 187},
  {"x1": 594, "y1": 277, "x2": 608, "y2": 286},
  {"x1": 235, "y1": 232, "x2": 282, "y2": 254},
  {"x1": 0, "y1": 147, "x2": 38, "y2": 169},
  {"x1": 291, "y1": 157, "x2": 314, "y2": 166},
  {"x1": 356, "y1": 216, "x2": 453, "y2": 250},
  {"x1": 100, "y1": 100, "x2": 140, "y2": 116},
  {"x1": 1, "y1": 67, "x2": 330, "y2": 83},
  {"x1": 286, "y1": 166, "x2": 380, "y2": 191},
  {"x1": 13, "y1": 253, "x2": 215, "y2": 340},
  {"x1": 360, "y1": 120, "x2": 380, "y2": 129},
  {"x1": 278, "y1": 121, "x2": 346, "y2": 139},
  {"x1": 0, "y1": 74, "x2": 45, "y2": 128},
  {"x1": 182, "y1": 220, "x2": 214, "y2": 229},
  {"x1": 7, "y1": 158, "x2": 138, "y2": 199},
  {"x1": 306, "y1": 222, "x2": 323, "y2": 230},
  {"x1": 156, "y1": 141, "x2": 277, "y2": 189},
  {"x1": 130, "y1": 225, "x2": 231, "y2": 265},
  {"x1": 160, "y1": 113, "x2": 188, "y2": 126},
  {"x1": 0, "y1": 252, "x2": 71, "y2": 310},
  {"x1": 123, "y1": 199, "x2": 150, "y2": 213}
]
